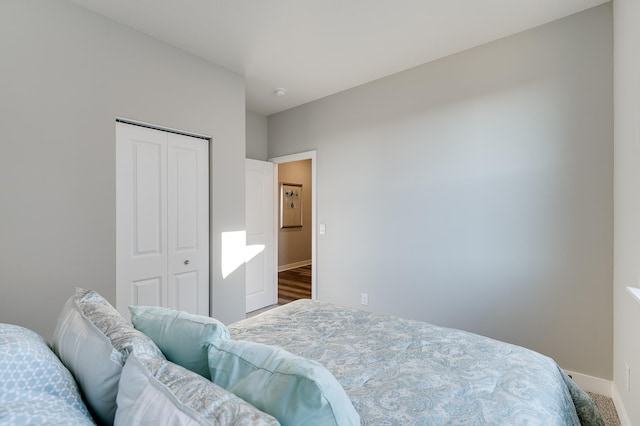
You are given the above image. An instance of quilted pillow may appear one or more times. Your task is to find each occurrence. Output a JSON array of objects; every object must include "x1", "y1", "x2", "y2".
[
  {"x1": 115, "y1": 354, "x2": 279, "y2": 426},
  {"x1": 53, "y1": 288, "x2": 164, "y2": 425},
  {"x1": 0, "y1": 323, "x2": 94, "y2": 425},
  {"x1": 130, "y1": 305, "x2": 230, "y2": 379},
  {"x1": 208, "y1": 340, "x2": 360, "y2": 426}
]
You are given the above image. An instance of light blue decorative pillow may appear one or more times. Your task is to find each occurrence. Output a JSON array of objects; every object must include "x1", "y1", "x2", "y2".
[
  {"x1": 115, "y1": 355, "x2": 279, "y2": 426},
  {"x1": 0, "y1": 323, "x2": 94, "y2": 425},
  {"x1": 208, "y1": 340, "x2": 360, "y2": 426},
  {"x1": 0, "y1": 393, "x2": 95, "y2": 426},
  {"x1": 130, "y1": 306, "x2": 230, "y2": 380},
  {"x1": 53, "y1": 288, "x2": 164, "y2": 425}
]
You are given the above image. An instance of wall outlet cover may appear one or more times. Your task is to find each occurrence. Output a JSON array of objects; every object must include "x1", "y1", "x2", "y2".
[
  {"x1": 625, "y1": 363, "x2": 631, "y2": 391},
  {"x1": 360, "y1": 293, "x2": 369, "y2": 306}
]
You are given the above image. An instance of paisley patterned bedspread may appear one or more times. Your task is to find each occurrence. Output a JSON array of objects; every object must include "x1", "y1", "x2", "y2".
[{"x1": 229, "y1": 300, "x2": 603, "y2": 425}]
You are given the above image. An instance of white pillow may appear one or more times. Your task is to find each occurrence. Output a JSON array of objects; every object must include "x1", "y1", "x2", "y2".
[
  {"x1": 115, "y1": 354, "x2": 280, "y2": 426},
  {"x1": 53, "y1": 288, "x2": 164, "y2": 425}
]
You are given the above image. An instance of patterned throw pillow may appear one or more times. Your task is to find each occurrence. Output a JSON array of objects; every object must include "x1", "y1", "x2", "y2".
[
  {"x1": 115, "y1": 354, "x2": 279, "y2": 425},
  {"x1": 0, "y1": 323, "x2": 94, "y2": 425},
  {"x1": 53, "y1": 288, "x2": 164, "y2": 425}
]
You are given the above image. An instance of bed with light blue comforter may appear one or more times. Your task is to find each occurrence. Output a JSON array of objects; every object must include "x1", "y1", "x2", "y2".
[{"x1": 229, "y1": 300, "x2": 603, "y2": 425}]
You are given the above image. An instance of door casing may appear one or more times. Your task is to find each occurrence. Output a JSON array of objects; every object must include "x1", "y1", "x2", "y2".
[{"x1": 270, "y1": 151, "x2": 317, "y2": 301}]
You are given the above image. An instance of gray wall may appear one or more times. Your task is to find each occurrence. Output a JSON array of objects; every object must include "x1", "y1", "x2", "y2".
[
  {"x1": 246, "y1": 110, "x2": 268, "y2": 161},
  {"x1": 278, "y1": 160, "x2": 312, "y2": 268},
  {"x1": 613, "y1": 0, "x2": 640, "y2": 423},
  {"x1": 269, "y1": 4, "x2": 613, "y2": 379},
  {"x1": 0, "y1": 0, "x2": 247, "y2": 338}
]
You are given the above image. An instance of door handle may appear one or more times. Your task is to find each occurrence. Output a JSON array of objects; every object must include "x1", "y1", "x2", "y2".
[{"x1": 184, "y1": 260, "x2": 190, "y2": 265}]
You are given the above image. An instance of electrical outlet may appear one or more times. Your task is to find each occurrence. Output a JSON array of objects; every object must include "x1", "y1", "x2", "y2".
[
  {"x1": 360, "y1": 293, "x2": 369, "y2": 306},
  {"x1": 626, "y1": 363, "x2": 631, "y2": 391}
]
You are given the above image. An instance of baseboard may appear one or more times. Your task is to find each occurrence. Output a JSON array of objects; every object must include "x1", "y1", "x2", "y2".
[
  {"x1": 611, "y1": 383, "x2": 632, "y2": 426},
  {"x1": 278, "y1": 260, "x2": 311, "y2": 272},
  {"x1": 565, "y1": 370, "x2": 632, "y2": 425},
  {"x1": 564, "y1": 370, "x2": 612, "y2": 396}
]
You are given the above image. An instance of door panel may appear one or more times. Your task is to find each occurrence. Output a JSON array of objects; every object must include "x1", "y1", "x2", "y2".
[
  {"x1": 132, "y1": 277, "x2": 162, "y2": 306},
  {"x1": 117, "y1": 122, "x2": 209, "y2": 320},
  {"x1": 117, "y1": 124, "x2": 169, "y2": 317},
  {"x1": 167, "y1": 133, "x2": 209, "y2": 315},
  {"x1": 173, "y1": 272, "x2": 199, "y2": 313},
  {"x1": 134, "y1": 142, "x2": 163, "y2": 255},
  {"x1": 245, "y1": 159, "x2": 275, "y2": 313},
  {"x1": 174, "y1": 148, "x2": 198, "y2": 250}
]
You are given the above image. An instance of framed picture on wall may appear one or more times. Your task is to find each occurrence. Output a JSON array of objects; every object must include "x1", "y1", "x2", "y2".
[{"x1": 280, "y1": 183, "x2": 303, "y2": 228}]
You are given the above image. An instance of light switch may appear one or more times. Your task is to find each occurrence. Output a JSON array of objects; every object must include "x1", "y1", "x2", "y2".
[{"x1": 319, "y1": 223, "x2": 326, "y2": 235}]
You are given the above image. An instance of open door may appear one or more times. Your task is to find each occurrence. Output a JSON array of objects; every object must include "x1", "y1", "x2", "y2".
[{"x1": 245, "y1": 159, "x2": 276, "y2": 312}]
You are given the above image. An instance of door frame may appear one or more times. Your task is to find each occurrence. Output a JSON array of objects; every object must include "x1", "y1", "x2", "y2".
[
  {"x1": 269, "y1": 151, "x2": 317, "y2": 300},
  {"x1": 115, "y1": 117, "x2": 213, "y2": 316}
]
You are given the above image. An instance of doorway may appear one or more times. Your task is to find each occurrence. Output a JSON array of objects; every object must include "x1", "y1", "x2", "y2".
[
  {"x1": 277, "y1": 159, "x2": 312, "y2": 304},
  {"x1": 244, "y1": 151, "x2": 316, "y2": 314},
  {"x1": 271, "y1": 151, "x2": 317, "y2": 302}
]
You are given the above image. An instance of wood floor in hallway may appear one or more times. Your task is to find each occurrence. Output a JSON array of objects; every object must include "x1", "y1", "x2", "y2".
[{"x1": 278, "y1": 265, "x2": 312, "y2": 304}]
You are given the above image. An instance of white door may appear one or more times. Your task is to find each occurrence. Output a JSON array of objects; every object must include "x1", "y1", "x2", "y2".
[
  {"x1": 245, "y1": 159, "x2": 275, "y2": 313},
  {"x1": 116, "y1": 122, "x2": 209, "y2": 320}
]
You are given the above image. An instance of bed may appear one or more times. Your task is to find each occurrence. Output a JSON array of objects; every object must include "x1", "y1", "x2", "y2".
[{"x1": 228, "y1": 299, "x2": 604, "y2": 425}]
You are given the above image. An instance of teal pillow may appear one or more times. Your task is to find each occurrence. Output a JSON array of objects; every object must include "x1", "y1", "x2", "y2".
[
  {"x1": 130, "y1": 306, "x2": 230, "y2": 380},
  {"x1": 208, "y1": 339, "x2": 360, "y2": 426}
]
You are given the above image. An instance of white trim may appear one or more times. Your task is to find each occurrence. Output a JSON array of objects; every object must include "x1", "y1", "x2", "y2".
[
  {"x1": 564, "y1": 370, "x2": 612, "y2": 396},
  {"x1": 611, "y1": 383, "x2": 632, "y2": 426},
  {"x1": 564, "y1": 371, "x2": 632, "y2": 425},
  {"x1": 272, "y1": 165, "x2": 279, "y2": 306},
  {"x1": 278, "y1": 260, "x2": 312, "y2": 273},
  {"x1": 269, "y1": 151, "x2": 317, "y2": 300}
]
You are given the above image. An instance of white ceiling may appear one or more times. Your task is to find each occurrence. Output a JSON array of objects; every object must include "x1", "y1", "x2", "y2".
[{"x1": 68, "y1": 0, "x2": 609, "y2": 116}]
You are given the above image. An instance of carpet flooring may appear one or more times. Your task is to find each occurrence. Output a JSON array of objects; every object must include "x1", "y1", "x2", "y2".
[{"x1": 589, "y1": 392, "x2": 621, "y2": 426}]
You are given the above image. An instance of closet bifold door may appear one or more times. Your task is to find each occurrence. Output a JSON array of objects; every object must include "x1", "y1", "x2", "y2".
[{"x1": 116, "y1": 122, "x2": 209, "y2": 321}]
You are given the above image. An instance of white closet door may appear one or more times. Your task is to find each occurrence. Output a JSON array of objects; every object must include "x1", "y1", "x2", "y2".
[
  {"x1": 116, "y1": 122, "x2": 209, "y2": 320},
  {"x1": 245, "y1": 159, "x2": 276, "y2": 313},
  {"x1": 167, "y1": 133, "x2": 209, "y2": 315}
]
